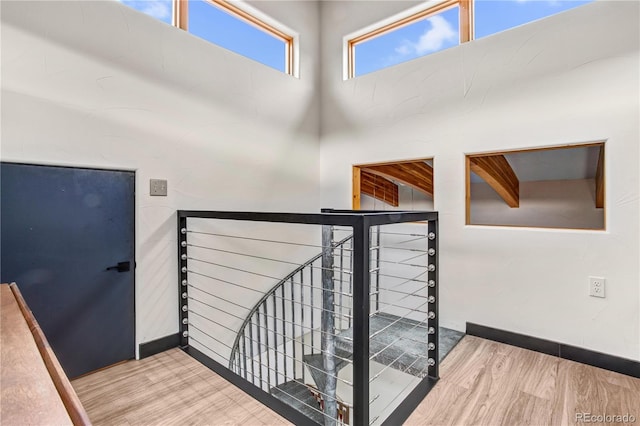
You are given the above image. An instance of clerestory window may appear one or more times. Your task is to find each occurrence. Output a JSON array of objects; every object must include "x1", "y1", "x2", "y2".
[
  {"x1": 118, "y1": 0, "x2": 296, "y2": 76},
  {"x1": 345, "y1": 0, "x2": 593, "y2": 78}
]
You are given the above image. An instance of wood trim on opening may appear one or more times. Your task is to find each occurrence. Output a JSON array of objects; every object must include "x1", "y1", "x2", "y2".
[
  {"x1": 465, "y1": 155, "x2": 471, "y2": 225},
  {"x1": 595, "y1": 145, "x2": 605, "y2": 209},
  {"x1": 460, "y1": 0, "x2": 473, "y2": 43},
  {"x1": 352, "y1": 166, "x2": 362, "y2": 210},
  {"x1": 466, "y1": 142, "x2": 605, "y2": 158},
  {"x1": 173, "y1": 0, "x2": 188, "y2": 30}
]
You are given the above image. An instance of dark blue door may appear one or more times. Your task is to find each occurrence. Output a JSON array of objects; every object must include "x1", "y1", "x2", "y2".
[{"x1": 1, "y1": 163, "x2": 135, "y2": 378}]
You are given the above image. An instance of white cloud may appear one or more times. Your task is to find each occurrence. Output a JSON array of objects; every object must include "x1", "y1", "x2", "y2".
[
  {"x1": 142, "y1": 1, "x2": 171, "y2": 20},
  {"x1": 119, "y1": 0, "x2": 171, "y2": 20},
  {"x1": 394, "y1": 15, "x2": 457, "y2": 58}
]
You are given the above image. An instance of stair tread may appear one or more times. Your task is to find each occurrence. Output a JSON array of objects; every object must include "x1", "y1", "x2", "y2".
[
  {"x1": 333, "y1": 313, "x2": 464, "y2": 377},
  {"x1": 271, "y1": 381, "x2": 324, "y2": 424}
]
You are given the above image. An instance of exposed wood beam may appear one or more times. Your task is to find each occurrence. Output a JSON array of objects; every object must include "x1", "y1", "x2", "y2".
[
  {"x1": 360, "y1": 170, "x2": 399, "y2": 207},
  {"x1": 363, "y1": 161, "x2": 433, "y2": 197},
  {"x1": 595, "y1": 145, "x2": 604, "y2": 208},
  {"x1": 469, "y1": 155, "x2": 519, "y2": 208}
]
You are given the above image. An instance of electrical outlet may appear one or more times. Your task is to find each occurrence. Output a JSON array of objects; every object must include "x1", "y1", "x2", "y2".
[
  {"x1": 589, "y1": 276, "x2": 606, "y2": 298},
  {"x1": 150, "y1": 179, "x2": 168, "y2": 196}
]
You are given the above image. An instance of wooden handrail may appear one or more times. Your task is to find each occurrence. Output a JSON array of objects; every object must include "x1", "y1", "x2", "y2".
[{"x1": 8, "y1": 282, "x2": 92, "y2": 426}]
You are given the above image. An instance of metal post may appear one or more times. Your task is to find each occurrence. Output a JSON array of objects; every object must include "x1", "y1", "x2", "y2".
[
  {"x1": 427, "y1": 218, "x2": 439, "y2": 380},
  {"x1": 374, "y1": 225, "x2": 381, "y2": 313},
  {"x1": 299, "y1": 271, "x2": 305, "y2": 383},
  {"x1": 352, "y1": 219, "x2": 370, "y2": 426},
  {"x1": 242, "y1": 331, "x2": 247, "y2": 380},
  {"x1": 281, "y1": 285, "x2": 287, "y2": 382},
  {"x1": 178, "y1": 214, "x2": 189, "y2": 348},
  {"x1": 257, "y1": 308, "x2": 263, "y2": 390},
  {"x1": 249, "y1": 319, "x2": 255, "y2": 385},
  {"x1": 263, "y1": 301, "x2": 271, "y2": 389},
  {"x1": 321, "y1": 225, "x2": 337, "y2": 425},
  {"x1": 272, "y1": 297, "x2": 278, "y2": 385},
  {"x1": 310, "y1": 265, "x2": 315, "y2": 350},
  {"x1": 291, "y1": 279, "x2": 297, "y2": 379}
]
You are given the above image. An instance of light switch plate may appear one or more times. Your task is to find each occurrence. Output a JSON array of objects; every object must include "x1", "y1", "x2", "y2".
[{"x1": 150, "y1": 179, "x2": 168, "y2": 196}]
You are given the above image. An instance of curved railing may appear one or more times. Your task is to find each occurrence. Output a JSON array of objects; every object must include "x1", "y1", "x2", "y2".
[{"x1": 228, "y1": 234, "x2": 353, "y2": 376}]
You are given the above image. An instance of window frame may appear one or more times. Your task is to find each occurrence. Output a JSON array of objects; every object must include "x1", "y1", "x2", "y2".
[
  {"x1": 352, "y1": 158, "x2": 435, "y2": 211},
  {"x1": 171, "y1": 0, "x2": 296, "y2": 76},
  {"x1": 345, "y1": 0, "x2": 473, "y2": 79},
  {"x1": 465, "y1": 142, "x2": 606, "y2": 231}
]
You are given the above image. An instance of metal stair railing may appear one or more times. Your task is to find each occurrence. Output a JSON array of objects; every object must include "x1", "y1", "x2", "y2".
[{"x1": 177, "y1": 209, "x2": 439, "y2": 426}]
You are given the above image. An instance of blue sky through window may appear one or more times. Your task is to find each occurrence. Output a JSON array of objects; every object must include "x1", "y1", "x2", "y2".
[
  {"x1": 117, "y1": 0, "x2": 286, "y2": 72},
  {"x1": 119, "y1": 0, "x2": 172, "y2": 25},
  {"x1": 355, "y1": 6, "x2": 460, "y2": 77},
  {"x1": 475, "y1": 0, "x2": 594, "y2": 39},
  {"x1": 188, "y1": 1, "x2": 286, "y2": 72}
]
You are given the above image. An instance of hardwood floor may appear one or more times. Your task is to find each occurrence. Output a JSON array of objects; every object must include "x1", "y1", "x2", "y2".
[
  {"x1": 405, "y1": 336, "x2": 640, "y2": 426},
  {"x1": 72, "y1": 336, "x2": 640, "y2": 425},
  {"x1": 72, "y1": 348, "x2": 289, "y2": 425}
]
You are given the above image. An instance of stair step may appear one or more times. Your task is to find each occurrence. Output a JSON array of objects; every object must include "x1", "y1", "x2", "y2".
[
  {"x1": 333, "y1": 313, "x2": 464, "y2": 377},
  {"x1": 271, "y1": 381, "x2": 324, "y2": 424}
]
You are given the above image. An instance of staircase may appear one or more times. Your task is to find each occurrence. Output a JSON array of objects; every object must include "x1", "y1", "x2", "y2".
[
  {"x1": 178, "y1": 209, "x2": 443, "y2": 426},
  {"x1": 226, "y1": 226, "x2": 460, "y2": 425}
]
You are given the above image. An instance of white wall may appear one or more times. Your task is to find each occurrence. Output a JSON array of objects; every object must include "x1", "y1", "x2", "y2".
[
  {"x1": 0, "y1": 0, "x2": 321, "y2": 352},
  {"x1": 1, "y1": 0, "x2": 638, "y2": 363},
  {"x1": 470, "y1": 179, "x2": 604, "y2": 229},
  {"x1": 319, "y1": 1, "x2": 640, "y2": 359}
]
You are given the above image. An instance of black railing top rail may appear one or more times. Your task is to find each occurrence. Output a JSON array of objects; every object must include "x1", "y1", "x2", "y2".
[{"x1": 178, "y1": 210, "x2": 437, "y2": 227}]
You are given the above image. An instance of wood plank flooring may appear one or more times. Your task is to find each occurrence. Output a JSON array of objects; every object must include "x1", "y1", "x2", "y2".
[
  {"x1": 406, "y1": 336, "x2": 640, "y2": 426},
  {"x1": 72, "y1": 336, "x2": 640, "y2": 425},
  {"x1": 72, "y1": 348, "x2": 288, "y2": 425}
]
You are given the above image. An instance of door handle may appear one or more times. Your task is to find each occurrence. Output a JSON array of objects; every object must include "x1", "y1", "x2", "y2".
[{"x1": 106, "y1": 261, "x2": 131, "y2": 273}]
